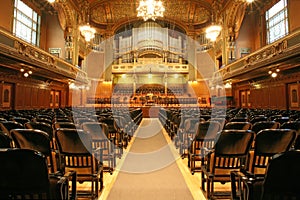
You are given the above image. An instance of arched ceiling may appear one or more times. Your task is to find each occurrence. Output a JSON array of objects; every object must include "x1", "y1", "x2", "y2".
[
  {"x1": 86, "y1": 0, "x2": 224, "y2": 34},
  {"x1": 46, "y1": 0, "x2": 265, "y2": 36}
]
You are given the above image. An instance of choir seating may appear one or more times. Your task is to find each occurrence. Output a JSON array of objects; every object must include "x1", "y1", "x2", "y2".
[{"x1": 0, "y1": 148, "x2": 72, "y2": 200}]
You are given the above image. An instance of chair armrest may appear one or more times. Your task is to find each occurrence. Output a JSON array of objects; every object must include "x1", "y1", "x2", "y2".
[
  {"x1": 50, "y1": 170, "x2": 77, "y2": 200},
  {"x1": 64, "y1": 170, "x2": 77, "y2": 200},
  {"x1": 94, "y1": 147, "x2": 104, "y2": 163},
  {"x1": 201, "y1": 164, "x2": 214, "y2": 178}
]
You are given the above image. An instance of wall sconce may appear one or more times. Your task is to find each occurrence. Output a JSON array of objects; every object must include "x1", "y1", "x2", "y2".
[
  {"x1": 268, "y1": 68, "x2": 280, "y2": 78},
  {"x1": 20, "y1": 68, "x2": 32, "y2": 77}
]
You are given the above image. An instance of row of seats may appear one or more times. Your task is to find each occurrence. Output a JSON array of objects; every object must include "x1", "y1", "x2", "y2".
[
  {"x1": 0, "y1": 107, "x2": 143, "y2": 199},
  {"x1": 159, "y1": 107, "x2": 300, "y2": 199}
]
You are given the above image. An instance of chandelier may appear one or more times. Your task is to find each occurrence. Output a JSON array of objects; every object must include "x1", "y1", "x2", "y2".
[
  {"x1": 205, "y1": 24, "x2": 222, "y2": 42},
  {"x1": 79, "y1": 24, "x2": 96, "y2": 42},
  {"x1": 137, "y1": 0, "x2": 165, "y2": 21}
]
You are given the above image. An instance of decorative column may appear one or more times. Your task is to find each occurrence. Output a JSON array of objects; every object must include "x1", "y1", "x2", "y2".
[{"x1": 64, "y1": 27, "x2": 73, "y2": 63}]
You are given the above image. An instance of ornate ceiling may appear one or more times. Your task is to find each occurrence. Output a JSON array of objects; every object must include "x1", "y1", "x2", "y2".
[
  {"x1": 43, "y1": 0, "x2": 269, "y2": 36},
  {"x1": 71, "y1": 0, "x2": 232, "y2": 34}
]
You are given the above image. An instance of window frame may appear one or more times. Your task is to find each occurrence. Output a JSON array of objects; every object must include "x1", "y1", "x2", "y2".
[
  {"x1": 265, "y1": 0, "x2": 289, "y2": 44},
  {"x1": 13, "y1": 0, "x2": 41, "y2": 46}
]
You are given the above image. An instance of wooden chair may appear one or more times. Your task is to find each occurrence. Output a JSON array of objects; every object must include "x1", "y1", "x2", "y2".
[
  {"x1": 231, "y1": 129, "x2": 296, "y2": 200},
  {"x1": 188, "y1": 121, "x2": 221, "y2": 174},
  {"x1": 223, "y1": 121, "x2": 252, "y2": 130},
  {"x1": 179, "y1": 117, "x2": 204, "y2": 158},
  {"x1": 201, "y1": 130, "x2": 255, "y2": 199},
  {"x1": 55, "y1": 128, "x2": 104, "y2": 198},
  {"x1": 235, "y1": 150, "x2": 300, "y2": 200},
  {"x1": 281, "y1": 121, "x2": 300, "y2": 149},
  {"x1": 251, "y1": 121, "x2": 280, "y2": 134},
  {"x1": 81, "y1": 122, "x2": 116, "y2": 174},
  {"x1": 53, "y1": 122, "x2": 77, "y2": 130},
  {"x1": 25, "y1": 121, "x2": 56, "y2": 150},
  {"x1": 0, "y1": 148, "x2": 72, "y2": 200},
  {"x1": 0, "y1": 121, "x2": 24, "y2": 137},
  {"x1": 0, "y1": 131, "x2": 12, "y2": 148},
  {"x1": 99, "y1": 117, "x2": 124, "y2": 158},
  {"x1": 10, "y1": 129, "x2": 57, "y2": 173}
]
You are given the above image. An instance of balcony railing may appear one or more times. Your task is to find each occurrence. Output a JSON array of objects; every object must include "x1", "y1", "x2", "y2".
[
  {"x1": 0, "y1": 28, "x2": 88, "y2": 84},
  {"x1": 213, "y1": 28, "x2": 300, "y2": 82}
]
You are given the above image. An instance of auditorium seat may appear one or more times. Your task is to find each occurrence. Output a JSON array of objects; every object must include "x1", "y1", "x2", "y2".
[
  {"x1": 0, "y1": 148, "x2": 72, "y2": 200},
  {"x1": 234, "y1": 150, "x2": 300, "y2": 200},
  {"x1": 201, "y1": 130, "x2": 254, "y2": 199},
  {"x1": 231, "y1": 129, "x2": 296, "y2": 199},
  {"x1": 55, "y1": 128, "x2": 103, "y2": 198}
]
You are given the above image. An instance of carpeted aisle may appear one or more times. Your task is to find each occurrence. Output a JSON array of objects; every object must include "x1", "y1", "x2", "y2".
[{"x1": 106, "y1": 118, "x2": 194, "y2": 200}]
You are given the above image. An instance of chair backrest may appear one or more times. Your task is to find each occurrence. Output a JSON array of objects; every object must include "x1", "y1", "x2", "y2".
[
  {"x1": 55, "y1": 129, "x2": 94, "y2": 173},
  {"x1": 249, "y1": 129, "x2": 296, "y2": 174},
  {"x1": 53, "y1": 122, "x2": 77, "y2": 130},
  {"x1": 99, "y1": 118, "x2": 119, "y2": 133},
  {"x1": 223, "y1": 121, "x2": 252, "y2": 130},
  {"x1": 281, "y1": 121, "x2": 300, "y2": 149},
  {"x1": 0, "y1": 131, "x2": 12, "y2": 148},
  {"x1": 55, "y1": 128, "x2": 92, "y2": 154},
  {"x1": 209, "y1": 130, "x2": 254, "y2": 172},
  {"x1": 262, "y1": 150, "x2": 300, "y2": 199},
  {"x1": 251, "y1": 121, "x2": 280, "y2": 134},
  {"x1": 0, "y1": 121, "x2": 24, "y2": 136},
  {"x1": 11, "y1": 117, "x2": 30, "y2": 125},
  {"x1": 81, "y1": 122, "x2": 109, "y2": 140},
  {"x1": 10, "y1": 129, "x2": 52, "y2": 157},
  {"x1": 184, "y1": 118, "x2": 203, "y2": 134},
  {"x1": 190, "y1": 121, "x2": 221, "y2": 156},
  {"x1": 25, "y1": 122, "x2": 54, "y2": 139},
  {"x1": 195, "y1": 121, "x2": 221, "y2": 139},
  {"x1": 11, "y1": 128, "x2": 56, "y2": 173},
  {"x1": 250, "y1": 116, "x2": 268, "y2": 124},
  {"x1": 281, "y1": 121, "x2": 300, "y2": 134},
  {"x1": 55, "y1": 128, "x2": 101, "y2": 198},
  {"x1": 208, "y1": 118, "x2": 226, "y2": 130},
  {"x1": 214, "y1": 130, "x2": 254, "y2": 156},
  {"x1": 0, "y1": 148, "x2": 51, "y2": 199}
]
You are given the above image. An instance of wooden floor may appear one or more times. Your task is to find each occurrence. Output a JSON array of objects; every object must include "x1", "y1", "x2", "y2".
[{"x1": 77, "y1": 118, "x2": 231, "y2": 200}]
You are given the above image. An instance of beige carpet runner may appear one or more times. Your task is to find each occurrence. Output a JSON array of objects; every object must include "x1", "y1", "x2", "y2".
[{"x1": 106, "y1": 118, "x2": 194, "y2": 200}]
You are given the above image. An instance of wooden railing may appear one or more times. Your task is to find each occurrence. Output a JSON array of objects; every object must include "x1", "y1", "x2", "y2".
[
  {"x1": 213, "y1": 28, "x2": 300, "y2": 82},
  {"x1": 0, "y1": 28, "x2": 88, "y2": 84}
]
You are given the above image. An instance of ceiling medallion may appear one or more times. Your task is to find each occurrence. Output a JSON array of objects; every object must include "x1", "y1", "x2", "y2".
[{"x1": 137, "y1": 0, "x2": 165, "y2": 21}]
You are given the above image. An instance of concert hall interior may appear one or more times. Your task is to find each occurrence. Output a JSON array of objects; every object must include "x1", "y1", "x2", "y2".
[{"x1": 0, "y1": 0, "x2": 300, "y2": 199}]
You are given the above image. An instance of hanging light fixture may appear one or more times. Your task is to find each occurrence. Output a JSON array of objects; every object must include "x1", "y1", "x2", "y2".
[
  {"x1": 137, "y1": 0, "x2": 165, "y2": 21},
  {"x1": 79, "y1": 24, "x2": 96, "y2": 42},
  {"x1": 205, "y1": 24, "x2": 222, "y2": 42},
  {"x1": 79, "y1": 11, "x2": 96, "y2": 42},
  {"x1": 205, "y1": 10, "x2": 222, "y2": 42}
]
